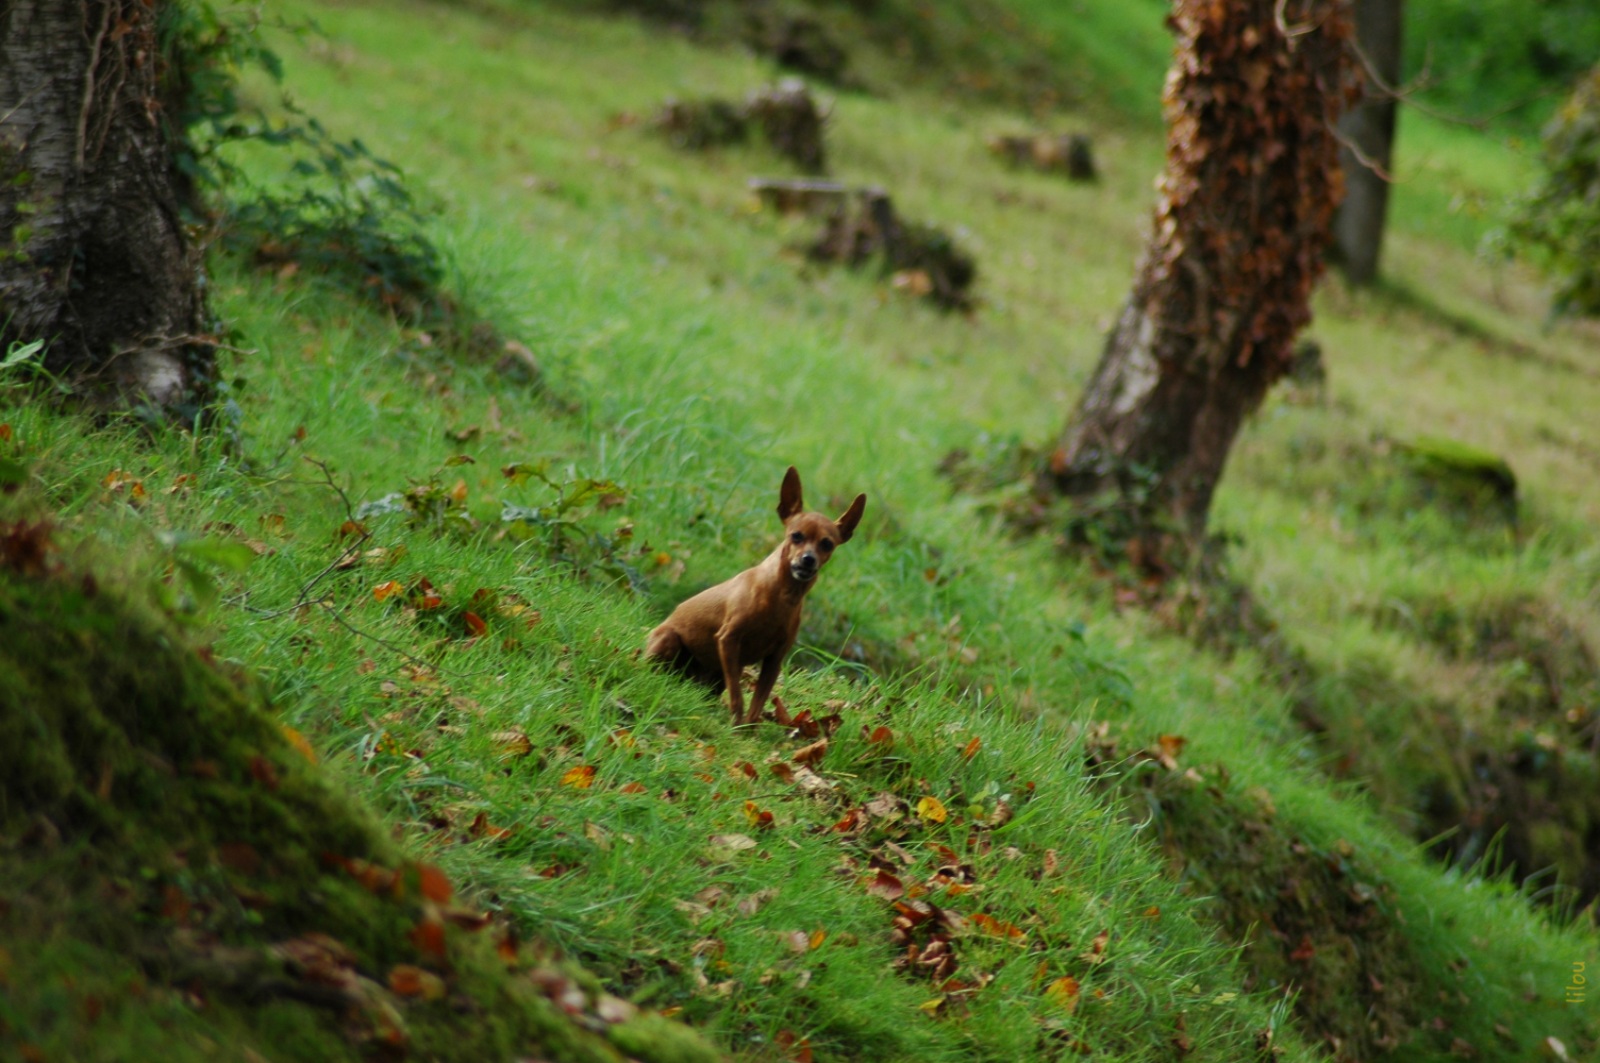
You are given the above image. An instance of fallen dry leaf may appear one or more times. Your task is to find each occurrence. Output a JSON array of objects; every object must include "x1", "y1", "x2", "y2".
[
  {"x1": 793, "y1": 737, "x2": 829, "y2": 766},
  {"x1": 469, "y1": 812, "x2": 513, "y2": 840},
  {"x1": 387, "y1": 964, "x2": 445, "y2": 1001},
  {"x1": 916, "y1": 796, "x2": 948, "y2": 824},
  {"x1": 971, "y1": 912, "x2": 1025, "y2": 942},
  {"x1": 415, "y1": 863, "x2": 453, "y2": 904},
  {"x1": 495, "y1": 730, "x2": 533, "y2": 758},
  {"x1": 561, "y1": 765, "x2": 596, "y2": 789},
  {"x1": 279, "y1": 724, "x2": 317, "y2": 764},
  {"x1": 743, "y1": 801, "x2": 775, "y2": 830},
  {"x1": 737, "y1": 889, "x2": 777, "y2": 917},
  {"x1": 866, "y1": 869, "x2": 906, "y2": 901},
  {"x1": 709, "y1": 833, "x2": 758, "y2": 853},
  {"x1": 1045, "y1": 974, "x2": 1081, "y2": 1014},
  {"x1": 410, "y1": 918, "x2": 447, "y2": 959}
]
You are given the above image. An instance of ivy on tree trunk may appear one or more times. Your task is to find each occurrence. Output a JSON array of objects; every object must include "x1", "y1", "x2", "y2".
[
  {"x1": 0, "y1": 0, "x2": 214, "y2": 416},
  {"x1": 1040, "y1": 0, "x2": 1358, "y2": 560}
]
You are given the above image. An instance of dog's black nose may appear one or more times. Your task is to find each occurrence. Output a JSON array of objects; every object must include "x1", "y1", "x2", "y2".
[{"x1": 798, "y1": 553, "x2": 817, "y2": 570}]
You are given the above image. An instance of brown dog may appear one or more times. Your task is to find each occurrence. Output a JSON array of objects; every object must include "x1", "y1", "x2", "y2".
[{"x1": 646, "y1": 467, "x2": 866, "y2": 726}]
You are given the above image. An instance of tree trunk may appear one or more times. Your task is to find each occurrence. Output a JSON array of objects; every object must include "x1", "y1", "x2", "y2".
[
  {"x1": 1041, "y1": 0, "x2": 1357, "y2": 553},
  {"x1": 0, "y1": 0, "x2": 214, "y2": 415},
  {"x1": 1332, "y1": 0, "x2": 1403, "y2": 285}
]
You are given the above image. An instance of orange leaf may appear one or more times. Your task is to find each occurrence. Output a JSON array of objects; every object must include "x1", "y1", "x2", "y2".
[
  {"x1": 469, "y1": 812, "x2": 513, "y2": 840},
  {"x1": 279, "y1": 724, "x2": 317, "y2": 764},
  {"x1": 411, "y1": 918, "x2": 447, "y2": 959},
  {"x1": 961, "y1": 736, "x2": 982, "y2": 761},
  {"x1": 971, "y1": 912, "x2": 1025, "y2": 941},
  {"x1": 619, "y1": 781, "x2": 648, "y2": 794},
  {"x1": 496, "y1": 926, "x2": 520, "y2": 964},
  {"x1": 866, "y1": 869, "x2": 905, "y2": 900},
  {"x1": 865, "y1": 725, "x2": 894, "y2": 748},
  {"x1": 388, "y1": 964, "x2": 445, "y2": 1000},
  {"x1": 775, "y1": 1029, "x2": 814, "y2": 1063},
  {"x1": 793, "y1": 738, "x2": 829, "y2": 766},
  {"x1": 916, "y1": 796, "x2": 948, "y2": 824},
  {"x1": 496, "y1": 730, "x2": 533, "y2": 758},
  {"x1": 416, "y1": 863, "x2": 454, "y2": 904},
  {"x1": 1045, "y1": 974, "x2": 1081, "y2": 1013},
  {"x1": 809, "y1": 928, "x2": 826, "y2": 950},
  {"x1": 770, "y1": 762, "x2": 796, "y2": 784},
  {"x1": 461, "y1": 610, "x2": 487, "y2": 637},
  {"x1": 248, "y1": 755, "x2": 280, "y2": 791},
  {"x1": 373, "y1": 580, "x2": 403, "y2": 602},
  {"x1": 0, "y1": 423, "x2": 10, "y2": 441},
  {"x1": 561, "y1": 765, "x2": 597, "y2": 789},
  {"x1": 744, "y1": 801, "x2": 774, "y2": 830}
]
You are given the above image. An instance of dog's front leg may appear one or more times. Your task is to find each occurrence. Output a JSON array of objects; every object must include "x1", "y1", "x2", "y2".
[
  {"x1": 748, "y1": 653, "x2": 785, "y2": 725},
  {"x1": 717, "y1": 633, "x2": 746, "y2": 725}
]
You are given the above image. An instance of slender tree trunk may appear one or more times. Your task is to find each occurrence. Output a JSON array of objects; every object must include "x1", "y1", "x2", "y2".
[
  {"x1": 0, "y1": 0, "x2": 214, "y2": 414},
  {"x1": 1332, "y1": 0, "x2": 1403, "y2": 285},
  {"x1": 1041, "y1": 0, "x2": 1357, "y2": 552}
]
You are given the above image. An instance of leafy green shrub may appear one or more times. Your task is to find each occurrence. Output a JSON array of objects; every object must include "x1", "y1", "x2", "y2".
[
  {"x1": 158, "y1": 1, "x2": 445, "y2": 322},
  {"x1": 1403, "y1": 0, "x2": 1600, "y2": 130},
  {"x1": 1507, "y1": 67, "x2": 1600, "y2": 317}
]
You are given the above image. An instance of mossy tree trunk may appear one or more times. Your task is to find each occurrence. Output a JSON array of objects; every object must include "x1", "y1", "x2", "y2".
[
  {"x1": 1331, "y1": 0, "x2": 1403, "y2": 285},
  {"x1": 1039, "y1": 0, "x2": 1357, "y2": 556},
  {"x1": 0, "y1": 0, "x2": 214, "y2": 416}
]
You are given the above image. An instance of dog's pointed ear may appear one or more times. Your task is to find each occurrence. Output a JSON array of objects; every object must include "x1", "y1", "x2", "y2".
[
  {"x1": 835, "y1": 493, "x2": 866, "y2": 543},
  {"x1": 778, "y1": 466, "x2": 803, "y2": 521}
]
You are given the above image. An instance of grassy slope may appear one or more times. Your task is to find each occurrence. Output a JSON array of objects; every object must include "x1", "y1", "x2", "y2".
[
  {"x1": 0, "y1": 514, "x2": 715, "y2": 1063},
  {"x1": 3, "y1": 0, "x2": 1598, "y2": 1060}
]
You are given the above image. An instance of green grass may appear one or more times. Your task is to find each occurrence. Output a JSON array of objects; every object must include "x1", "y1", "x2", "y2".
[{"x1": 4, "y1": 0, "x2": 1600, "y2": 1060}]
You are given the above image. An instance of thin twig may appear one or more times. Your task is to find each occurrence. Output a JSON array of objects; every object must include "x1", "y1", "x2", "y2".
[
  {"x1": 1331, "y1": 123, "x2": 1395, "y2": 183},
  {"x1": 244, "y1": 535, "x2": 369, "y2": 621},
  {"x1": 302, "y1": 456, "x2": 357, "y2": 523},
  {"x1": 1349, "y1": 37, "x2": 1563, "y2": 131},
  {"x1": 1274, "y1": 0, "x2": 1322, "y2": 40},
  {"x1": 75, "y1": 1, "x2": 114, "y2": 172},
  {"x1": 0, "y1": 80, "x2": 49, "y2": 127}
]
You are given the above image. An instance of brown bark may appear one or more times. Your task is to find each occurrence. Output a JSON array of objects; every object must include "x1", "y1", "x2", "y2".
[
  {"x1": 1332, "y1": 0, "x2": 1403, "y2": 285},
  {"x1": 1042, "y1": 0, "x2": 1358, "y2": 549},
  {"x1": 0, "y1": 0, "x2": 213, "y2": 414}
]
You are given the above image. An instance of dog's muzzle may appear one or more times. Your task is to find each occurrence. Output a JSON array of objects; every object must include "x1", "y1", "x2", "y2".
[{"x1": 791, "y1": 557, "x2": 817, "y2": 582}]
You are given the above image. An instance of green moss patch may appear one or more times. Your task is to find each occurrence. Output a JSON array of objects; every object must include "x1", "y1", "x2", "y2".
[{"x1": 0, "y1": 521, "x2": 719, "y2": 1063}]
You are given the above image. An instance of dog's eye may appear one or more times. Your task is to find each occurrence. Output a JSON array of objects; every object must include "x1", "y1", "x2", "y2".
[
  {"x1": 790, "y1": 532, "x2": 804, "y2": 544},
  {"x1": 820, "y1": 539, "x2": 833, "y2": 552}
]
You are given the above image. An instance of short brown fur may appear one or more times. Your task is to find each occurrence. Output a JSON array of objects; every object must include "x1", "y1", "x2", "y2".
[{"x1": 645, "y1": 467, "x2": 866, "y2": 725}]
